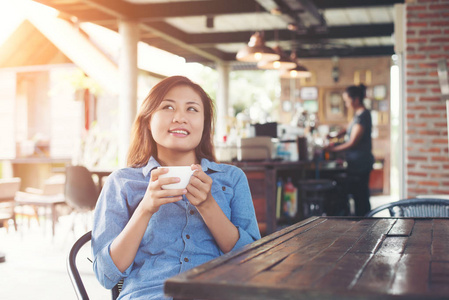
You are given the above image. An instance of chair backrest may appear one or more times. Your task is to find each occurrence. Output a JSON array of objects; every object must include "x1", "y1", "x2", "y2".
[
  {"x1": 0, "y1": 178, "x2": 21, "y2": 200},
  {"x1": 65, "y1": 166, "x2": 99, "y2": 211},
  {"x1": 366, "y1": 198, "x2": 449, "y2": 217},
  {"x1": 67, "y1": 230, "x2": 122, "y2": 300}
]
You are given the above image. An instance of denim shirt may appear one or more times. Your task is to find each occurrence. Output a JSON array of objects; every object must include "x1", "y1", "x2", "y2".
[{"x1": 92, "y1": 157, "x2": 261, "y2": 300}]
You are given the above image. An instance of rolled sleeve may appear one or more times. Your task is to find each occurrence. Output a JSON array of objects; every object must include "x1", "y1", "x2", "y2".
[
  {"x1": 228, "y1": 167, "x2": 261, "y2": 251},
  {"x1": 91, "y1": 169, "x2": 138, "y2": 289},
  {"x1": 93, "y1": 243, "x2": 132, "y2": 289}
]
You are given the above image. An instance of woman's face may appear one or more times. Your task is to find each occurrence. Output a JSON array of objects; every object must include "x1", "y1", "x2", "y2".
[
  {"x1": 342, "y1": 92, "x2": 354, "y2": 109},
  {"x1": 149, "y1": 85, "x2": 205, "y2": 156}
]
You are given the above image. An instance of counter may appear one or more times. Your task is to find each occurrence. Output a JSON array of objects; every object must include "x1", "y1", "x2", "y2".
[{"x1": 3, "y1": 158, "x2": 71, "y2": 190}]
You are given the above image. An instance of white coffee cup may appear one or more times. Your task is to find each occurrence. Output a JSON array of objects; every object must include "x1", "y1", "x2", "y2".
[{"x1": 158, "y1": 166, "x2": 195, "y2": 189}]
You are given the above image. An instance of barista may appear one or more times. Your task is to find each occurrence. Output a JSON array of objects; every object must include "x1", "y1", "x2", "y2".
[{"x1": 325, "y1": 84, "x2": 374, "y2": 216}]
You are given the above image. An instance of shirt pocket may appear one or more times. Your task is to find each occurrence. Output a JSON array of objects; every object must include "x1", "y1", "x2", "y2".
[{"x1": 211, "y1": 184, "x2": 233, "y2": 218}]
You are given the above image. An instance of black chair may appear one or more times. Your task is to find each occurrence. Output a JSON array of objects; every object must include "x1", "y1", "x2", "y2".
[
  {"x1": 65, "y1": 166, "x2": 99, "y2": 212},
  {"x1": 67, "y1": 230, "x2": 122, "y2": 300},
  {"x1": 365, "y1": 198, "x2": 449, "y2": 217}
]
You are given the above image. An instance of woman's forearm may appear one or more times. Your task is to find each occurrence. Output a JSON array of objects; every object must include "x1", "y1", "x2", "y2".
[
  {"x1": 110, "y1": 205, "x2": 153, "y2": 272},
  {"x1": 196, "y1": 198, "x2": 239, "y2": 253}
]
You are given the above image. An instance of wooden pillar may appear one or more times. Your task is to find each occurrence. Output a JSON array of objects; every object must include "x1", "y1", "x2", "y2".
[{"x1": 118, "y1": 19, "x2": 139, "y2": 167}]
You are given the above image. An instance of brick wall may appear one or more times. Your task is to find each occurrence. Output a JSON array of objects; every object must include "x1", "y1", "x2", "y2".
[{"x1": 405, "y1": 0, "x2": 449, "y2": 196}]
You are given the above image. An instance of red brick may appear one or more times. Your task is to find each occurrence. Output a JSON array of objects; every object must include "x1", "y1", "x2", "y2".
[
  {"x1": 430, "y1": 105, "x2": 446, "y2": 110},
  {"x1": 407, "y1": 38, "x2": 427, "y2": 44},
  {"x1": 407, "y1": 80, "x2": 415, "y2": 85},
  {"x1": 431, "y1": 88, "x2": 443, "y2": 93},
  {"x1": 408, "y1": 5, "x2": 428, "y2": 11},
  {"x1": 420, "y1": 113, "x2": 441, "y2": 118},
  {"x1": 429, "y1": 4, "x2": 449, "y2": 10},
  {"x1": 408, "y1": 188, "x2": 429, "y2": 195},
  {"x1": 430, "y1": 21, "x2": 449, "y2": 27},
  {"x1": 418, "y1": 45, "x2": 441, "y2": 51},
  {"x1": 417, "y1": 80, "x2": 439, "y2": 85},
  {"x1": 407, "y1": 46, "x2": 416, "y2": 52},
  {"x1": 430, "y1": 53, "x2": 449, "y2": 59},
  {"x1": 432, "y1": 156, "x2": 449, "y2": 162},
  {"x1": 408, "y1": 156, "x2": 428, "y2": 161},
  {"x1": 430, "y1": 37, "x2": 449, "y2": 43},
  {"x1": 433, "y1": 139, "x2": 449, "y2": 144},
  {"x1": 407, "y1": 54, "x2": 427, "y2": 60},
  {"x1": 407, "y1": 96, "x2": 416, "y2": 102},
  {"x1": 417, "y1": 13, "x2": 440, "y2": 18},
  {"x1": 430, "y1": 173, "x2": 449, "y2": 178},
  {"x1": 421, "y1": 165, "x2": 439, "y2": 170},
  {"x1": 408, "y1": 171, "x2": 428, "y2": 177},
  {"x1": 417, "y1": 181, "x2": 440, "y2": 186},
  {"x1": 408, "y1": 122, "x2": 427, "y2": 127},
  {"x1": 407, "y1": 29, "x2": 417, "y2": 35},
  {"x1": 409, "y1": 138, "x2": 425, "y2": 143},
  {"x1": 420, "y1": 96, "x2": 442, "y2": 102},
  {"x1": 419, "y1": 147, "x2": 442, "y2": 153},
  {"x1": 419, "y1": 62, "x2": 438, "y2": 69},
  {"x1": 420, "y1": 29, "x2": 442, "y2": 35},
  {"x1": 429, "y1": 189, "x2": 449, "y2": 195},
  {"x1": 435, "y1": 122, "x2": 449, "y2": 127},
  {"x1": 407, "y1": 88, "x2": 427, "y2": 93},
  {"x1": 407, "y1": 129, "x2": 417, "y2": 134},
  {"x1": 407, "y1": 113, "x2": 416, "y2": 118},
  {"x1": 444, "y1": 46, "x2": 449, "y2": 51},
  {"x1": 407, "y1": 105, "x2": 425, "y2": 110},
  {"x1": 428, "y1": 71, "x2": 439, "y2": 77},
  {"x1": 418, "y1": 130, "x2": 440, "y2": 135},
  {"x1": 407, "y1": 71, "x2": 427, "y2": 76}
]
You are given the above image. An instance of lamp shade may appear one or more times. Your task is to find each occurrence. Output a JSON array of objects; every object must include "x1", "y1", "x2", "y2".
[
  {"x1": 281, "y1": 64, "x2": 312, "y2": 78},
  {"x1": 280, "y1": 51, "x2": 311, "y2": 78},
  {"x1": 257, "y1": 45, "x2": 297, "y2": 70},
  {"x1": 236, "y1": 32, "x2": 280, "y2": 62}
]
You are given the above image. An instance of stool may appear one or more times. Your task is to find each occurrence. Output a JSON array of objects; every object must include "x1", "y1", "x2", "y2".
[{"x1": 298, "y1": 179, "x2": 336, "y2": 218}]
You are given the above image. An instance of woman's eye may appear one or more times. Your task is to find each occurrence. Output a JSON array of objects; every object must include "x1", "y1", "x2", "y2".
[
  {"x1": 187, "y1": 107, "x2": 199, "y2": 112},
  {"x1": 163, "y1": 105, "x2": 174, "y2": 110}
]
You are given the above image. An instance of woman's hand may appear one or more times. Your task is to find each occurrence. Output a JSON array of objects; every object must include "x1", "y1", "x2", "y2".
[
  {"x1": 323, "y1": 142, "x2": 335, "y2": 152},
  {"x1": 140, "y1": 168, "x2": 186, "y2": 214},
  {"x1": 186, "y1": 164, "x2": 213, "y2": 208}
]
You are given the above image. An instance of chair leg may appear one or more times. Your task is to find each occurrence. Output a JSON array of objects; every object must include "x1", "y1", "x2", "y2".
[{"x1": 13, "y1": 212, "x2": 17, "y2": 232}]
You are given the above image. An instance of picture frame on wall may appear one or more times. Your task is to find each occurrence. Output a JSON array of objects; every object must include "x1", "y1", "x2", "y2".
[{"x1": 319, "y1": 88, "x2": 349, "y2": 123}]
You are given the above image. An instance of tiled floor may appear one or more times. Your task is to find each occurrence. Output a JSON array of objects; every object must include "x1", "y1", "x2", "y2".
[{"x1": 0, "y1": 195, "x2": 395, "y2": 300}]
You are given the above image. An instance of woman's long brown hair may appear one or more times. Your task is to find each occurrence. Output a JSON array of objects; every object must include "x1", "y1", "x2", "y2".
[{"x1": 127, "y1": 76, "x2": 216, "y2": 168}]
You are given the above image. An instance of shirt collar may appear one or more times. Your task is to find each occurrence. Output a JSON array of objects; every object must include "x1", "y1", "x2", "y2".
[{"x1": 142, "y1": 156, "x2": 224, "y2": 177}]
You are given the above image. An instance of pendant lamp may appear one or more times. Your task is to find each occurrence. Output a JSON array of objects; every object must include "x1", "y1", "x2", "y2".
[
  {"x1": 280, "y1": 51, "x2": 311, "y2": 78},
  {"x1": 236, "y1": 32, "x2": 280, "y2": 62},
  {"x1": 257, "y1": 45, "x2": 297, "y2": 70}
]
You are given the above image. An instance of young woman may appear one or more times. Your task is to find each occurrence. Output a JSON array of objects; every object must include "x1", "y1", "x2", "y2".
[
  {"x1": 92, "y1": 76, "x2": 261, "y2": 299},
  {"x1": 325, "y1": 84, "x2": 374, "y2": 216}
]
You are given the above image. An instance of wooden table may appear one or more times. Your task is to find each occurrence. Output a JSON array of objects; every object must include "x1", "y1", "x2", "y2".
[
  {"x1": 15, "y1": 193, "x2": 66, "y2": 237},
  {"x1": 164, "y1": 216, "x2": 449, "y2": 300}
]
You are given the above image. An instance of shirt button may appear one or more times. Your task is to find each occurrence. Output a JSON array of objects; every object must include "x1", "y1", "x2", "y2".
[
  {"x1": 184, "y1": 257, "x2": 189, "y2": 262},
  {"x1": 189, "y1": 210, "x2": 195, "y2": 215},
  {"x1": 222, "y1": 186, "x2": 226, "y2": 191},
  {"x1": 186, "y1": 234, "x2": 190, "y2": 239}
]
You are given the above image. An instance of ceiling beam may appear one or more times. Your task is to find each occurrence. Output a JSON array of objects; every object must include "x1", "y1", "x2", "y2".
[
  {"x1": 133, "y1": 0, "x2": 262, "y2": 20},
  {"x1": 292, "y1": 45, "x2": 395, "y2": 58},
  {"x1": 313, "y1": 0, "x2": 405, "y2": 9},
  {"x1": 188, "y1": 23, "x2": 394, "y2": 45}
]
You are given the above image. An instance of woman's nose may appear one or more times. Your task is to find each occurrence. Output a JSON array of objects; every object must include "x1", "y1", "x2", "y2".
[{"x1": 172, "y1": 110, "x2": 187, "y2": 123}]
